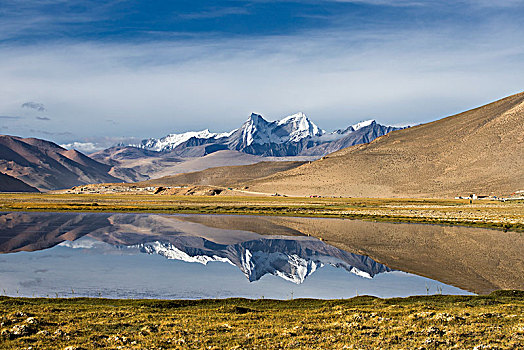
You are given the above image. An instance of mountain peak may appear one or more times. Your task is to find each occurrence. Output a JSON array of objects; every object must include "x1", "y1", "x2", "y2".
[
  {"x1": 276, "y1": 112, "x2": 323, "y2": 142},
  {"x1": 277, "y1": 112, "x2": 308, "y2": 124},
  {"x1": 351, "y1": 119, "x2": 375, "y2": 131},
  {"x1": 247, "y1": 113, "x2": 266, "y2": 123}
]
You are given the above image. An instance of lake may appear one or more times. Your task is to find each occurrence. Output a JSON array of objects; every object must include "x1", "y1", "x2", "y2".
[{"x1": 1, "y1": 211, "x2": 515, "y2": 299}]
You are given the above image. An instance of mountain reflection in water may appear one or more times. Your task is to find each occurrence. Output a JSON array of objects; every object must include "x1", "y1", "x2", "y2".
[
  {"x1": 0, "y1": 212, "x2": 473, "y2": 299},
  {"x1": 0, "y1": 212, "x2": 389, "y2": 284}
]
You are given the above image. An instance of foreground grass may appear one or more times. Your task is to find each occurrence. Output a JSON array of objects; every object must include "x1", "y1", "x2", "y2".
[
  {"x1": 1, "y1": 291, "x2": 523, "y2": 349},
  {"x1": 0, "y1": 193, "x2": 523, "y2": 232}
]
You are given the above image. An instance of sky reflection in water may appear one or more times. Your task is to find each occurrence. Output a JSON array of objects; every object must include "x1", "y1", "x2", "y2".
[{"x1": 0, "y1": 212, "x2": 472, "y2": 299}]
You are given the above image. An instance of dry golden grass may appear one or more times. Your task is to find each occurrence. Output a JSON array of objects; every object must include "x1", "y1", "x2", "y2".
[
  {"x1": 0, "y1": 193, "x2": 522, "y2": 232},
  {"x1": 1, "y1": 292, "x2": 523, "y2": 349}
]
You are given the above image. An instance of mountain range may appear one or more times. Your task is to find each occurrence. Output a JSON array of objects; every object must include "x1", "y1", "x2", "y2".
[
  {"x1": 0, "y1": 112, "x2": 399, "y2": 191},
  {"x1": 0, "y1": 172, "x2": 38, "y2": 192},
  {"x1": 135, "y1": 112, "x2": 402, "y2": 157},
  {"x1": 1, "y1": 92, "x2": 521, "y2": 197},
  {"x1": 135, "y1": 237, "x2": 390, "y2": 284},
  {"x1": 140, "y1": 158, "x2": 307, "y2": 189}
]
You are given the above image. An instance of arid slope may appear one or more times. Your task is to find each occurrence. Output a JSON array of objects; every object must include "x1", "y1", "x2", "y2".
[
  {"x1": 0, "y1": 135, "x2": 123, "y2": 191},
  {"x1": 247, "y1": 92, "x2": 524, "y2": 198},
  {"x1": 0, "y1": 172, "x2": 39, "y2": 192},
  {"x1": 141, "y1": 161, "x2": 306, "y2": 188}
]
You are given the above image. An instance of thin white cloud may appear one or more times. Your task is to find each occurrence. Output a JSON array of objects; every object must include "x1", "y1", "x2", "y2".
[
  {"x1": 0, "y1": 0, "x2": 124, "y2": 41},
  {"x1": 60, "y1": 136, "x2": 142, "y2": 153},
  {"x1": 463, "y1": 0, "x2": 524, "y2": 7},
  {"x1": 60, "y1": 142, "x2": 101, "y2": 153},
  {"x1": 29, "y1": 129, "x2": 72, "y2": 137},
  {"x1": 178, "y1": 7, "x2": 250, "y2": 19},
  {"x1": 0, "y1": 22, "x2": 523, "y2": 143},
  {"x1": 328, "y1": 0, "x2": 425, "y2": 6}
]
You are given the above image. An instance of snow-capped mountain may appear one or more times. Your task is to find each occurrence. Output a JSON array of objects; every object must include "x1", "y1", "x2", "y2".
[
  {"x1": 134, "y1": 236, "x2": 391, "y2": 284},
  {"x1": 301, "y1": 120, "x2": 401, "y2": 156},
  {"x1": 226, "y1": 112, "x2": 326, "y2": 156},
  {"x1": 248, "y1": 112, "x2": 320, "y2": 145},
  {"x1": 139, "y1": 129, "x2": 233, "y2": 152},
  {"x1": 134, "y1": 112, "x2": 403, "y2": 157},
  {"x1": 275, "y1": 112, "x2": 325, "y2": 142}
]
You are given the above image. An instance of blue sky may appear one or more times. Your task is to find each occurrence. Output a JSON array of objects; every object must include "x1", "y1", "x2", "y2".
[{"x1": 1, "y1": 0, "x2": 523, "y2": 151}]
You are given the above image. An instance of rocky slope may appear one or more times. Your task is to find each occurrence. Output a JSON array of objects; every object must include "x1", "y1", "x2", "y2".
[{"x1": 90, "y1": 149, "x2": 277, "y2": 181}]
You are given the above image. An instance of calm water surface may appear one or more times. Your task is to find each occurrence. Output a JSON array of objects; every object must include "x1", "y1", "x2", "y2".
[{"x1": 0, "y1": 212, "x2": 472, "y2": 299}]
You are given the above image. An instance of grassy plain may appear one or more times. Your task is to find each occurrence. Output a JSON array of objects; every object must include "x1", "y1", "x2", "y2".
[
  {"x1": 0, "y1": 193, "x2": 522, "y2": 232},
  {"x1": 1, "y1": 195, "x2": 523, "y2": 348},
  {"x1": 1, "y1": 292, "x2": 523, "y2": 349}
]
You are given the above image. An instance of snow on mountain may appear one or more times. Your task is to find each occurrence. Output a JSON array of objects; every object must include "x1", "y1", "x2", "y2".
[
  {"x1": 324, "y1": 119, "x2": 376, "y2": 139},
  {"x1": 244, "y1": 250, "x2": 322, "y2": 284},
  {"x1": 300, "y1": 120, "x2": 402, "y2": 156},
  {"x1": 350, "y1": 119, "x2": 375, "y2": 131},
  {"x1": 235, "y1": 112, "x2": 324, "y2": 147},
  {"x1": 138, "y1": 129, "x2": 232, "y2": 152},
  {"x1": 132, "y1": 112, "x2": 402, "y2": 157},
  {"x1": 140, "y1": 241, "x2": 233, "y2": 265},
  {"x1": 137, "y1": 112, "x2": 324, "y2": 151},
  {"x1": 131, "y1": 236, "x2": 391, "y2": 284},
  {"x1": 275, "y1": 112, "x2": 324, "y2": 143},
  {"x1": 239, "y1": 113, "x2": 271, "y2": 146}
]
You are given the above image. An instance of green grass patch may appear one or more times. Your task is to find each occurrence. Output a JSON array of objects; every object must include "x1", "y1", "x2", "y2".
[
  {"x1": 1, "y1": 292, "x2": 522, "y2": 349},
  {"x1": 1, "y1": 193, "x2": 523, "y2": 232}
]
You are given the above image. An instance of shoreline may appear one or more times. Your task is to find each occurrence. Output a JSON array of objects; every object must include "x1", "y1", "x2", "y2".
[
  {"x1": 0, "y1": 193, "x2": 522, "y2": 232},
  {"x1": 1, "y1": 206, "x2": 522, "y2": 232}
]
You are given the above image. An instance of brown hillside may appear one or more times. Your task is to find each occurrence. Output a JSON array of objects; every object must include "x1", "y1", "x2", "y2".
[
  {"x1": 141, "y1": 161, "x2": 306, "y2": 188},
  {"x1": 0, "y1": 172, "x2": 39, "y2": 192},
  {"x1": 247, "y1": 92, "x2": 524, "y2": 198},
  {"x1": 0, "y1": 135, "x2": 123, "y2": 191}
]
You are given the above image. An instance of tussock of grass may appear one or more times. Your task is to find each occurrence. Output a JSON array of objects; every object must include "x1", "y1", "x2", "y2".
[{"x1": 0, "y1": 292, "x2": 523, "y2": 349}]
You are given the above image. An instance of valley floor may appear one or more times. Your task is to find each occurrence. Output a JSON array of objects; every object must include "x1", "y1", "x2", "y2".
[
  {"x1": 0, "y1": 193, "x2": 522, "y2": 232},
  {"x1": 1, "y1": 292, "x2": 523, "y2": 349}
]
